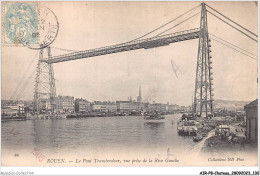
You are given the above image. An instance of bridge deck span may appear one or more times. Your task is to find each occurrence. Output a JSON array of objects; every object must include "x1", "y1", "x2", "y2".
[{"x1": 42, "y1": 28, "x2": 200, "y2": 64}]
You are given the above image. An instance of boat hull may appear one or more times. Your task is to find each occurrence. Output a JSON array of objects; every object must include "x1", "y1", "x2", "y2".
[
  {"x1": 193, "y1": 136, "x2": 203, "y2": 142},
  {"x1": 178, "y1": 130, "x2": 197, "y2": 136},
  {"x1": 1, "y1": 115, "x2": 26, "y2": 122}
]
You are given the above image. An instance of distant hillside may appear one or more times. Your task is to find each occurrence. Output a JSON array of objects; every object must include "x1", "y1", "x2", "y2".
[{"x1": 214, "y1": 99, "x2": 251, "y2": 110}]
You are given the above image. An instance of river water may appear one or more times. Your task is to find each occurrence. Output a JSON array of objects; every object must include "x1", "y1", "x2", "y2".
[{"x1": 2, "y1": 114, "x2": 200, "y2": 164}]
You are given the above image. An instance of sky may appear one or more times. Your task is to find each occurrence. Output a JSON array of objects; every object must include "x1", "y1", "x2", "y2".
[{"x1": 1, "y1": 1, "x2": 258, "y2": 106}]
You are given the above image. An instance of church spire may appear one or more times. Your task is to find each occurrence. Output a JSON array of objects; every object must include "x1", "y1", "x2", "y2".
[{"x1": 137, "y1": 86, "x2": 142, "y2": 103}]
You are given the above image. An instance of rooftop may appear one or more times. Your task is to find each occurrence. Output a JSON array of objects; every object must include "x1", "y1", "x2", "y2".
[{"x1": 244, "y1": 99, "x2": 258, "y2": 108}]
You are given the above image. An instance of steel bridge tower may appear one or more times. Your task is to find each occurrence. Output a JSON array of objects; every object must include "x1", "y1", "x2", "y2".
[
  {"x1": 193, "y1": 3, "x2": 214, "y2": 118},
  {"x1": 33, "y1": 46, "x2": 56, "y2": 113}
]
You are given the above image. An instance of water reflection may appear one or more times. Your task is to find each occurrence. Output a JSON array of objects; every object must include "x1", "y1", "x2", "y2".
[
  {"x1": 2, "y1": 114, "x2": 197, "y2": 156},
  {"x1": 143, "y1": 122, "x2": 165, "y2": 130}
]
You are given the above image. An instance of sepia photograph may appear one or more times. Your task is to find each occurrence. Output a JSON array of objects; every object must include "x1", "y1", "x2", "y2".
[{"x1": 1, "y1": 0, "x2": 258, "y2": 172}]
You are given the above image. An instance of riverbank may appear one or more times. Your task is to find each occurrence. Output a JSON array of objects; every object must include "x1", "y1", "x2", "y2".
[
  {"x1": 200, "y1": 135, "x2": 257, "y2": 156},
  {"x1": 193, "y1": 116, "x2": 252, "y2": 157}
]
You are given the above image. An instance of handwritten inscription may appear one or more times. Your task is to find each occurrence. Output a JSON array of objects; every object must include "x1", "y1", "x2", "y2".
[{"x1": 32, "y1": 149, "x2": 45, "y2": 162}]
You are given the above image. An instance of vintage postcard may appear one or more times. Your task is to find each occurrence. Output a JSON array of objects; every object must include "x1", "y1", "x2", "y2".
[{"x1": 1, "y1": 0, "x2": 258, "y2": 171}]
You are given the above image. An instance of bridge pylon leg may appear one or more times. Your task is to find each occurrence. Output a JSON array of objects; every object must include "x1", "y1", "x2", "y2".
[
  {"x1": 193, "y1": 3, "x2": 214, "y2": 118},
  {"x1": 33, "y1": 46, "x2": 56, "y2": 113}
]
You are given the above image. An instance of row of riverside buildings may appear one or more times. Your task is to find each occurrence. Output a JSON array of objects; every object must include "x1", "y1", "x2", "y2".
[
  {"x1": 2, "y1": 98, "x2": 181, "y2": 114},
  {"x1": 42, "y1": 86, "x2": 182, "y2": 113},
  {"x1": 2, "y1": 86, "x2": 183, "y2": 114},
  {"x1": 52, "y1": 96, "x2": 181, "y2": 113},
  {"x1": 52, "y1": 86, "x2": 181, "y2": 113}
]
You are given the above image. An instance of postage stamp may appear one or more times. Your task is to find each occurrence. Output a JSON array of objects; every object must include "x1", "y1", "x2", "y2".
[
  {"x1": 3, "y1": 2, "x2": 39, "y2": 46},
  {"x1": 2, "y1": 2, "x2": 59, "y2": 50}
]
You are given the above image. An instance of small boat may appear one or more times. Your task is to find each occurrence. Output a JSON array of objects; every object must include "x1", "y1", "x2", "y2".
[
  {"x1": 181, "y1": 113, "x2": 196, "y2": 120},
  {"x1": 1, "y1": 114, "x2": 26, "y2": 121},
  {"x1": 66, "y1": 113, "x2": 77, "y2": 118},
  {"x1": 193, "y1": 136, "x2": 203, "y2": 142},
  {"x1": 201, "y1": 133, "x2": 207, "y2": 137},
  {"x1": 129, "y1": 110, "x2": 142, "y2": 116},
  {"x1": 144, "y1": 111, "x2": 165, "y2": 120},
  {"x1": 178, "y1": 125, "x2": 197, "y2": 136},
  {"x1": 177, "y1": 120, "x2": 197, "y2": 136}
]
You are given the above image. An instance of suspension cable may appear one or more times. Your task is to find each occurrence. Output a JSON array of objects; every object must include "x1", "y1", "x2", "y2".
[
  {"x1": 206, "y1": 4, "x2": 258, "y2": 37},
  {"x1": 51, "y1": 46, "x2": 78, "y2": 53},
  {"x1": 210, "y1": 37, "x2": 257, "y2": 61},
  {"x1": 128, "y1": 4, "x2": 201, "y2": 42},
  {"x1": 155, "y1": 12, "x2": 200, "y2": 37},
  {"x1": 9, "y1": 51, "x2": 39, "y2": 100},
  {"x1": 50, "y1": 10, "x2": 201, "y2": 55},
  {"x1": 207, "y1": 10, "x2": 257, "y2": 43},
  {"x1": 49, "y1": 5, "x2": 200, "y2": 53},
  {"x1": 16, "y1": 68, "x2": 37, "y2": 100},
  {"x1": 209, "y1": 33, "x2": 258, "y2": 57}
]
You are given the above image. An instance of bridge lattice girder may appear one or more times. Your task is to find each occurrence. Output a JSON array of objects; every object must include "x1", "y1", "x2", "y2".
[{"x1": 41, "y1": 28, "x2": 200, "y2": 64}]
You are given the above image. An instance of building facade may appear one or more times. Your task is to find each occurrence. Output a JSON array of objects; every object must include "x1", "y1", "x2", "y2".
[
  {"x1": 39, "y1": 99, "x2": 51, "y2": 111},
  {"x1": 92, "y1": 101, "x2": 117, "y2": 112},
  {"x1": 55, "y1": 96, "x2": 75, "y2": 113},
  {"x1": 116, "y1": 101, "x2": 140, "y2": 112},
  {"x1": 1, "y1": 100, "x2": 25, "y2": 115},
  {"x1": 149, "y1": 103, "x2": 169, "y2": 112},
  {"x1": 75, "y1": 98, "x2": 91, "y2": 112},
  {"x1": 4, "y1": 101, "x2": 25, "y2": 111},
  {"x1": 168, "y1": 104, "x2": 179, "y2": 112},
  {"x1": 244, "y1": 99, "x2": 258, "y2": 143}
]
